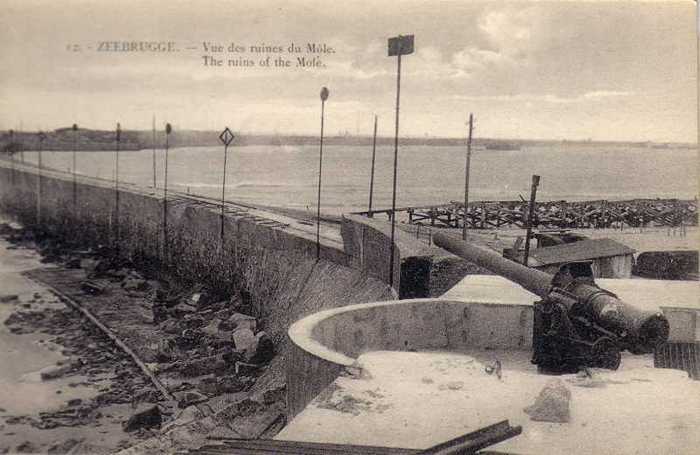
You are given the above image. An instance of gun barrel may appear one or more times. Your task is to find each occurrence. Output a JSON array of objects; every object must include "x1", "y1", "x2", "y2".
[
  {"x1": 433, "y1": 232, "x2": 669, "y2": 353},
  {"x1": 568, "y1": 285, "x2": 669, "y2": 353},
  {"x1": 433, "y1": 232, "x2": 552, "y2": 297}
]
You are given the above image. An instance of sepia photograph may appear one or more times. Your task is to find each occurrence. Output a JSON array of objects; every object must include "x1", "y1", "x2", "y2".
[{"x1": 0, "y1": 0, "x2": 698, "y2": 454}]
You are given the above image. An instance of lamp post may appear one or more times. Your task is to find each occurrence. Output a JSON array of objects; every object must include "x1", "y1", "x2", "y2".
[
  {"x1": 387, "y1": 34, "x2": 414, "y2": 289},
  {"x1": 316, "y1": 86, "x2": 329, "y2": 260},
  {"x1": 163, "y1": 123, "x2": 172, "y2": 259},
  {"x1": 72, "y1": 124, "x2": 78, "y2": 215},
  {"x1": 114, "y1": 123, "x2": 121, "y2": 254}
]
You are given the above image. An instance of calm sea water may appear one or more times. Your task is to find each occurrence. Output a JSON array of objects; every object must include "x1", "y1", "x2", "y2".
[{"x1": 18, "y1": 143, "x2": 698, "y2": 216}]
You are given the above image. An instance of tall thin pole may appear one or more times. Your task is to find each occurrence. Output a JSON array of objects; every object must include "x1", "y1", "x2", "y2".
[
  {"x1": 20, "y1": 126, "x2": 24, "y2": 163},
  {"x1": 462, "y1": 113, "x2": 474, "y2": 241},
  {"x1": 389, "y1": 52, "x2": 402, "y2": 289},
  {"x1": 37, "y1": 132, "x2": 44, "y2": 225},
  {"x1": 317, "y1": 87, "x2": 329, "y2": 260},
  {"x1": 523, "y1": 174, "x2": 541, "y2": 267},
  {"x1": 114, "y1": 123, "x2": 121, "y2": 254},
  {"x1": 72, "y1": 124, "x2": 78, "y2": 214},
  {"x1": 9, "y1": 129, "x2": 14, "y2": 184},
  {"x1": 221, "y1": 143, "x2": 228, "y2": 242},
  {"x1": 163, "y1": 123, "x2": 171, "y2": 260},
  {"x1": 368, "y1": 115, "x2": 378, "y2": 217},
  {"x1": 152, "y1": 115, "x2": 157, "y2": 188}
]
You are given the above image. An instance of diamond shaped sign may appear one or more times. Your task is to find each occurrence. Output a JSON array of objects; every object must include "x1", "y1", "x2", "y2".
[{"x1": 219, "y1": 127, "x2": 235, "y2": 146}]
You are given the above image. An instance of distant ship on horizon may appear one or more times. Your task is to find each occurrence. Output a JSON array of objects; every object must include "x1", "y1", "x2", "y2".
[{"x1": 483, "y1": 141, "x2": 521, "y2": 151}]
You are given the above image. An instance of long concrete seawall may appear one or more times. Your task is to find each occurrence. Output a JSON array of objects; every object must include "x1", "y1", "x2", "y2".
[{"x1": 0, "y1": 161, "x2": 397, "y2": 343}]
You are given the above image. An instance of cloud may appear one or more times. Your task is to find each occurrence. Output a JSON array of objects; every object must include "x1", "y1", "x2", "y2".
[
  {"x1": 451, "y1": 47, "x2": 515, "y2": 75},
  {"x1": 477, "y1": 6, "x2": 550, "y2": 56},
  {"x1": 453, "y1": 90, "x2": 635, "y2": 104},
  {"x1": 581, "y1": 90, "x2": 633, "y2": 99}
]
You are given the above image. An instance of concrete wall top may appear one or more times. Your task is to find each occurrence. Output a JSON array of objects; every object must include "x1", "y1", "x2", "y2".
[
  {"x1": 288, "y1": 297, "x2": 534, "y2": 371},
  {"x1": 342, "y1": 214, "x2": 433, "y2": 259}
]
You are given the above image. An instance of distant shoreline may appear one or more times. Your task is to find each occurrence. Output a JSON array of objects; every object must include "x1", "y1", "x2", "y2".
[{"x1": 1, "y1": 128, "x2": 696, "y2": 152}]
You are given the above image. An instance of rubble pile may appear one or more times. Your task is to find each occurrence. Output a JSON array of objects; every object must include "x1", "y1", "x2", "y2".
[{"x1": 0, "y1": 222, "x2": 288, "y2": 453}]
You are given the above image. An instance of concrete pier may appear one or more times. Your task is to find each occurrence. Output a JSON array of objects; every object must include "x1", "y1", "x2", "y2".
[{"x1": 0, "y1": 160, "x2": 398, "y2": 342}]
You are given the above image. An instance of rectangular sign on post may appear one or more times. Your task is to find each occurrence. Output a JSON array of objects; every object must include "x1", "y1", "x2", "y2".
[{"x1": 388, "y1": 34, "x2": 414, "y2": 56}]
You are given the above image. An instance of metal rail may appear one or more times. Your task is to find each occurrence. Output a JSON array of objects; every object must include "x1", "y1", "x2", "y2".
[{"x1": 24, "y1": 272, "x2": 175, "y2": 401}]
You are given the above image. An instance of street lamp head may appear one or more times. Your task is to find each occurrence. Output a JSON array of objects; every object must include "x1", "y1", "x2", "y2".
[
  {"x1": 165, "y1": 123, "x2": 172, "y2": 135},
  {"x1": 320, "y1": 87, "x2": 329, "y2": 102}
]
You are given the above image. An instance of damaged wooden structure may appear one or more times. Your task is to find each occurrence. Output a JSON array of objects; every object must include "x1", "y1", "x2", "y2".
[
  {"x1": 506, "y1": 238, "x2": 637, "y2": 278},
  {"x1": 354, "y1": 198, "x2": 698, "y2": 230}
]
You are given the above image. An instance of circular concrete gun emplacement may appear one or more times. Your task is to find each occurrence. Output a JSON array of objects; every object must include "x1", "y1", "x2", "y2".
[{"x1": 283, "y1": 277, "x2": 700, "y2": 454}]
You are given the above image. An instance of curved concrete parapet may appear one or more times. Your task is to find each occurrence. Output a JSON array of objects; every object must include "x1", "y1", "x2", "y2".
[{"x1": 286, "y1": 297, "x2": 533, "y2": 418}]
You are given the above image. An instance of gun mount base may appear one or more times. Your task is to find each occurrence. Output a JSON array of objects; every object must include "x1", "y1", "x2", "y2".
[{"x1": 532, "y1": 297, "x2": 623, "y2": 374}]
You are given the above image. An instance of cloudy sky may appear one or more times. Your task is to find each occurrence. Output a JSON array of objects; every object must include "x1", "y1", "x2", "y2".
[{"x1": 0, "y1": 0, "x2": 696, "y2": 142}]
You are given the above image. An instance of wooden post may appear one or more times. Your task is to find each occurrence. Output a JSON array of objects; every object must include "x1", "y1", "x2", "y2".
[
  {"x1": 368, "y1": 115, "x2": 378, "y2": 218},
  {"x1": 523, "y1": 175, "x2": 541, "y2": 267},
  {"x1": 463, "y1": 113, "x2": 474, "y2": 240}
]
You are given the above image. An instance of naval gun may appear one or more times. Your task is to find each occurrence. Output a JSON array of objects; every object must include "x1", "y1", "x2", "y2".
[{"x1": 433, "y1": 233, "x2": 670, "y2": 374}]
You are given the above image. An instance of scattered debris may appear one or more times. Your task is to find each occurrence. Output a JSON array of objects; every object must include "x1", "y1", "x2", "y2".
[
  {"x1": 222, "y1": 312, "x2": 257, "y2": 332},
  {"x1": 232, "y1": 328, "x2": 257, "y2": 354},
  {"x1": 80, "y1": 280, "x2": 108, "y2": 295},
  {"x1": 0, "y1": 294, "x2": 19, "y2": 303},
  {"x1": 40, "y1": 363, "x2": 74, "y2": 381},
  {"x1": 174, "y1": 390, "x2": 208, "y2": 409},
  {"x1": 485, "y1": 359, "x2": 502, "y2": 380},
  {"x1": 524, "y1": 379, "x2": 571, "y2": 423},
  {"x1": 123, "y1": 405, "x2": 162, "y2": 432},
  {"x1": 47, "y1": 438, "x2": 82, "y2": 454},
  {"x1": 14, "y1": 441, "x2": 38, "y2": 454}
]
